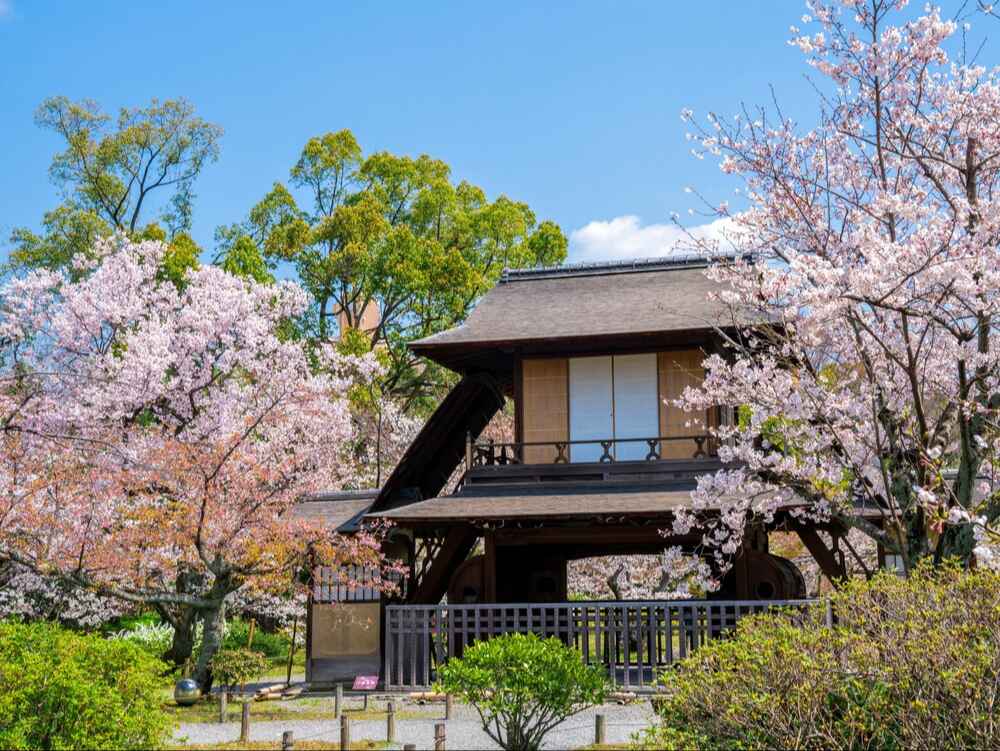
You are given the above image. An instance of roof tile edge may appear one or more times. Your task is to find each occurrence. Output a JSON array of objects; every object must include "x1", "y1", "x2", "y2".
[{"x1": 500, "y1": 252, "x2": 745, "y2": 282}]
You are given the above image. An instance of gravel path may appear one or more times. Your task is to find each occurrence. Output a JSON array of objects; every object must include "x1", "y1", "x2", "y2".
[{"x1": 174, "y1": 698, "x2": 656, "y2": 749}]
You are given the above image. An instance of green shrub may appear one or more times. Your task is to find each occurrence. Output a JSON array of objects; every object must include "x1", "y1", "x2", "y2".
[
  {"x1": 0, "y1": 620, "x2": 172, "y2": 750},
  {"x1": 210, "y1": 648, "x2": 268, "y2": 694},
  {"x1": 636, "y1": 563, "x2": 1000, "y2": 750},
  {"x1": 436, "y1": 633, "x2": 609, "y2": 751},
  {"x1": 222, "y1": 618, "x2": 291, "y2": 659}
]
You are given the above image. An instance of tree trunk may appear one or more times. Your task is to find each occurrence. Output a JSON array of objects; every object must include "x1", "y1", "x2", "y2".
[
  {"x1": 192, "y1": 586, "x2": 228, "y2": 693},
  {"x1": 162, "y1": 606, "x2": 199, "y2": 668},
  {"x1": 158, "y1": 566, "x2": 206, "y2": 669}
]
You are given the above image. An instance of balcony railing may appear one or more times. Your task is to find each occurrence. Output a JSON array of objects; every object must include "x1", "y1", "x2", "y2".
[{"x1": 466, "y1": 434, "x2": 716, "y2": 468}]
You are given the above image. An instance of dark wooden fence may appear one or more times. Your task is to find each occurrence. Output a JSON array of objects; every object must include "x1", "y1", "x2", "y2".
[
  {"x1": 384, "y1": 599, "x2": 817, "y2": 690},
  {"x1": 313, "y1": 565, "x2": 406, "y2": 603}
]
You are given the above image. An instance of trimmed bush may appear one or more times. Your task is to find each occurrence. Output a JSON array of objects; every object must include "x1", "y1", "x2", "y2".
[
  {"x1": 437, "y1": 633, "x2": 609, "y2": 751},
  {"x1": 0, "y1": 620, "x2": 172, "y2": 750},
  {"x1": 636, "y1": 564, "x2": 1000, "y2": 750},
  {"x1": 210, "y1": 648, "x2": 268, "y2": 694}
]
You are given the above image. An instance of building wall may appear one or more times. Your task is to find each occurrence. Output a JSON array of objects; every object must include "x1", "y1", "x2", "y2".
[{"x1": 518, "y1": 349, "x2": 710, "y2": 461}]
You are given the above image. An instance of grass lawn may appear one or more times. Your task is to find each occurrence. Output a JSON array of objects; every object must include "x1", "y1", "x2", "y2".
[
  {"x1": 166, "y1": 695, "x2": 431, "y2": 724},
  {"x1": 170, "y1": 741, "x2": 386, "y2": 750}
]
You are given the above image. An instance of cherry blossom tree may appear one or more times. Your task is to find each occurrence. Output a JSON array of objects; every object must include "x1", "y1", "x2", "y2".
[
  {"x1": 672, "y1": 0, "x2": 1000, "y2": 580},
  {"x1": 0, "y1": 236, "x2": 397, "y2": 685}
]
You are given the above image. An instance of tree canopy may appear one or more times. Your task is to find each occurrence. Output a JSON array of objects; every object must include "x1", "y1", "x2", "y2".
[
  {"x1": 672, "y1": 1, "x2": 1000, "y2": 577},
  {"x1": 8, "y1": 96, "x2": 222, "y2": 279},
  {"x1": 0, "y1": 237, "x2": 396, "y2": 684},
  {"x1": 216, "y1": 129, "x2": 568, "y2": 411}
]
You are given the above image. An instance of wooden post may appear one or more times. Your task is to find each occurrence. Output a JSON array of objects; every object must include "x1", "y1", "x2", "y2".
[
  {"x1": 403, "y1": 746, "x2": 417, "y2": 751},
  {"x1": 434, "y1": 722, "x2": 446, "y2": 750},
  {"x1": 340, "y1": 714, "x2": 351, "y2": 751},
  {"x1": 246, "y1": 618, "x2": 257, "y2": 650},
  {"x1": 281, "y1": 730, "x2": 294, "y2": 750},
  {"x1": 363, "y1": 693, "x2": 369, "y2": 711},
  {"x1": 334, "y1": 682, "x2": 343, "y2": 718},
  {"x1": 240, "y1": 701, "x2": 251, "y2": 743},
  {"x1": 218, "y1": 690, "x2": 227, "y2": 723},
  {"x1": 465, "y1": 430, "x2": 473, "y2": 471},
  {"x1": 285, "y1": 616, "x2": 298, "y2": 686},
  {"x1": 595, "y1": 713, "x2": 607, "y2": 745},
  {"x1": 445, "y1": 693, "x2": 454, "y2": 720},
  {"x1": 387, "y1": 700, "x2": 396, "y2": 742}
]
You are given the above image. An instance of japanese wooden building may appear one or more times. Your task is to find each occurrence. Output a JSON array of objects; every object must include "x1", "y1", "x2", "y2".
[{"x1": 304, "y1": 255, "x2": 871, "y2": 689}]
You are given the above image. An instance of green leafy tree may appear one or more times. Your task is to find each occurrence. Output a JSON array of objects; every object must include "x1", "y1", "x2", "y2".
[
  {"x1": 0, "y1": 620, "x2": 172, "y2": 750},
  {"x1": 8, "y1": 96, "x2": 222, "y2": 277},
  {"x1": 436, "y1": 633, "x2": 609, "y2": 751},
  {"x1": 217, "y1": 129, "x2": 567, "y2": 410}
]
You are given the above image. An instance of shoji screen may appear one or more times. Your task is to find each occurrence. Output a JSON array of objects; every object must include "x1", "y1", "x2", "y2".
[
  {"x1": 611, "y1": 353, "x2": 659, "y2": 460},
  {"x1": 521, "y1": 358, "x2": 569, "y2": 463},
  {"x1": 568, "y1": 356, "x2": 614, "y2": 462},
  {"x1": 658, "y1": 349, "x2": 707, "y2": 459}
]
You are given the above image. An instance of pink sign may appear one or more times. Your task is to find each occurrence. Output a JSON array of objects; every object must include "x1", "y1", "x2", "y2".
[{"x1": 353, "y1": 675, "x2": 378, "y2": 691}]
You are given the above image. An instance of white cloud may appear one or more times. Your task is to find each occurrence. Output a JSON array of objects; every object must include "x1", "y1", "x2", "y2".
[{"x1": 568, "y1": 214, "x2": 733, "y2": 263}]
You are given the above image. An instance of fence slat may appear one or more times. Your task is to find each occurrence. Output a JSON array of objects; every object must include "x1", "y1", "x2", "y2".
[{"x1": 382, "y1": 598, "x2": 815, "y2": 690}]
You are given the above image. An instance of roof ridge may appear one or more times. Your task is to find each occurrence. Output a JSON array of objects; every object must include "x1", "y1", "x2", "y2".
[{"x1": 501, "y1": 252, "x2": 741, "y2": 282}]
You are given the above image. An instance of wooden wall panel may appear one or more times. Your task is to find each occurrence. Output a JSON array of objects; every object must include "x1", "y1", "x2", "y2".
[
  {"x1": 521, "y1": 358, "x2": 568, "y2": 463},
  {"x1": 658, "y1": 350, "x2": 710, "y2": 459}
]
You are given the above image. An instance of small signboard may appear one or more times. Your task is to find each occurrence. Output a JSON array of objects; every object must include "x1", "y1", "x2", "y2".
[{"x1": 353, "y1": 675, "x2": 378, "y2": 691}]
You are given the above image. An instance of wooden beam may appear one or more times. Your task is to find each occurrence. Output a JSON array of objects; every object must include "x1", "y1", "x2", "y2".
[
  {"x1": 410, "y1": 528, "x2": 478, "y2": 604},
  {"x1": 792, "y1": 524, "x2": 847, "y2": 582},
  {"x1": 483, "y1": 531, "x2": 497, "y2": 603},
  {"x1": 495, "y1": 526, "x2": 700, "y2": 549}
]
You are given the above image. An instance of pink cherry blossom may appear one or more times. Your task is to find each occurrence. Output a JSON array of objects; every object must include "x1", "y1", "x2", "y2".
[
  {"x1": 671, "y1": 0, "x2": 1000, "y2": 582},
  {"x1": 0, "y1": 236, "x2": 399, "y2": 683}
]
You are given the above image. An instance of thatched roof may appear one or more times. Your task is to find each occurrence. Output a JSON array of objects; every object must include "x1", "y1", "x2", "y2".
[
  {"x1": 292, "y1": 489, "x2": 379, "y2": 533},
  {"x1": 370, "y1": 482, "x2": 702, "y2": 523},
  {"x1": 411, "y1": 255, "x2": 743, "y2": 357}
]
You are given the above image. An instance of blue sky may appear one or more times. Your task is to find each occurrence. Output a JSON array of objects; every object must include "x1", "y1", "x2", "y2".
[{"x1": 0, "y1": 1, "x2": 818, "y2": 264}]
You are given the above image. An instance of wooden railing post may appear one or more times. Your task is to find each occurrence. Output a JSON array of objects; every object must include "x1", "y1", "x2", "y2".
[
  {"x1": 340, "y1": 714, "x2": 350, "y2": 750},
  {"x1": 595, "y1": 713, "x2": 607, "y2": 745},
  {"x1": 281, "y1": 730, "x2": 294, "y2": 750},
  {"x1": 434, "y1": 722, "x2": 447, "y2": 750},
  {"x1": 387, "y1": 700, "x2": 396, "y2": 743},
  {"x1": 218, "y1": 690, "x2": 227, "y2": 723},
  {"x1": 465, "y1": 430, "x2": 473, "y2": 471},
  {"x1": 334, "y1": 682, "x2": 342, "y2": 718},
  {"x1": 445, "y1": 693, "x2": 454, "y2": 720}
]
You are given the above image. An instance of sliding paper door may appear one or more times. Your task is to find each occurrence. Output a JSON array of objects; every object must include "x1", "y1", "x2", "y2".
[
  {"x1": 568, "y1": 356, "x2": 613, "y2": 462},
  {"x1": 612, "y1": 353, "x2": 659, "y2": 460}
]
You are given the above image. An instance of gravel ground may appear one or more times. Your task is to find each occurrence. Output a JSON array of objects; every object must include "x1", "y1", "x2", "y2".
[{"x1": 174, "y1": 697, "x2": 657, "y2": 750}]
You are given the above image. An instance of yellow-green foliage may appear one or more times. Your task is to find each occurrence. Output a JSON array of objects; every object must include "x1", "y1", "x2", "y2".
[
  {"x1": 210, "y1": 648, "x2": 268, "y2": 692},
  {"x1": 636, "y1": 564, "x2": 1000, "y2": 750},
  {"x1": 0, "y1": 620, "x2": 172, "y2": 750},
  {"x1": 437, "y1": 633, "x2": 609, "y2": 751}
]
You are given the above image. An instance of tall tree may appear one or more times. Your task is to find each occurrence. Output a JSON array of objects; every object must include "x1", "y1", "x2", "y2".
[
  {"x1": 670, "y1": 1, "x2": 1000, "y2": 579},
  {"x1": 8, "y1": 96, "x2": 222, "y2": 276},
  {"x1": 216, "y1": 130, "x2": 567, "y2": 411},
  {"x1": 0, "y1": 237, "x2": 397, "y2": 685}
]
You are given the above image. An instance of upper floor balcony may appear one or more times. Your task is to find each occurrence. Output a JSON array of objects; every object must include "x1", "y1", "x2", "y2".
[{"x1": 462, "y1": 431, "x2": 723, "y2": 490}]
